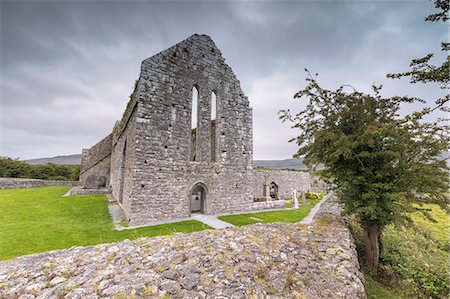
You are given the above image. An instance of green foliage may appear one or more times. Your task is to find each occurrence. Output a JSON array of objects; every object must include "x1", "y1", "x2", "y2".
[
  {"x1": 0, "y1": 156, "x2": 80, "y2": 181},
  {"x1": 349, "y1": 203, "x2": 449, "y2": 298},
  {"x1": 0, "y1": 156, "x2": 32, "y2": 178},
  {"x1": 410, "y1": 202, "x2": 449, "y2": 247},
  {"x1": 280, "y1": 0, "x2": 449, "y2": 269},
  {"x1": 280, "y1": 74, "x2": 448, "y2": 230},
  {"x1": 0, "y1": 186, "x2": 210, "y2": 260},
  {"x1": 305, "y1": 191, "x2": 324, "y2": 201},
  {"x1": 381, "y1": 224, "x2": 449, "y2": 298}
]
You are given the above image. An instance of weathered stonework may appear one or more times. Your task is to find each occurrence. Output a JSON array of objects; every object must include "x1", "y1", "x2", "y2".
[
  {"x1": 80, "y1": 134, "x2": 112, "y2": 189},
  {"x1": 80, "y1": 34, "x2": 316, "y2": 224},
  {"x1": 253, "y1": 169, "x2": 311, "y2": 200}
]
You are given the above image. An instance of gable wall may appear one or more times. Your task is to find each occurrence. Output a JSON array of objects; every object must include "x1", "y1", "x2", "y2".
[{"x1": 126, "y1": 34, "x2": 254, "y2": 224}]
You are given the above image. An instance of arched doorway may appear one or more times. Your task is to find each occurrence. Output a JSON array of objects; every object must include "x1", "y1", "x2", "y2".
[
  {"x1": 190, "y1": 182, "x2": 207, "y2": 213},
  {"x1": 270, "y1": 182, "x2": 279, "y2": 200}
]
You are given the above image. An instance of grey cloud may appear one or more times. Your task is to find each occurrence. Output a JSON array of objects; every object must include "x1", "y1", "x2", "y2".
[{"x1": 0, "y1": 0, "x2": 446, "y2": 160}]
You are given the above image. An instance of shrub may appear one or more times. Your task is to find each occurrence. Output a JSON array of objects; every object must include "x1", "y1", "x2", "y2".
[
  {"x1": 305, "y1": 191, "x2": 322, "y2": 201},
  {"x1": 381, "y1": 224, "x2": 449, "y2": 298}
]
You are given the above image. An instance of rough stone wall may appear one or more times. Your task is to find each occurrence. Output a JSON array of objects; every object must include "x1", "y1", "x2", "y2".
[
  {"x1": 124, "y1": 34, "x2": 254, "y2": 224},
  {"x1": 109, "y1": 108, "x2": 138, "y2": 220},
  {"x1": 0, "y1": 178, "x2": 78, "y2": 189},
  {"x1": 80, "y1": 134, "x2": 112, "y2": 189},
  {"x1": 252, "y1": 169, "x2": 311, "y2": 200}
]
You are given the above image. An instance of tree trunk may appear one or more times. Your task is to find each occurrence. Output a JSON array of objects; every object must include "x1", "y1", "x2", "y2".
[{"x1": 363, "y1": 223, "x2": 380, "y2": 268}]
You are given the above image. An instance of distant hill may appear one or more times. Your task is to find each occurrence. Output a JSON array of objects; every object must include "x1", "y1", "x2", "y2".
[
  {"x1": 28, "y1": 154, "x2": 447, "y2": 169},
  {"x1": 24, "y1": 154, "x2": 307, "y2": 170},
  {"x1": 25, "y1": 154, "x2": 82, "y2": 165},
  {"x1": 253, "y1": 158, "x2": 307, "y2": 170}
]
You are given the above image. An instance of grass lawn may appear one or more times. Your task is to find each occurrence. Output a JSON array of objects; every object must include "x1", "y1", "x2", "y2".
[
  {"x1": 410, "y1": 202, "x2": 449, "y2": 244},
  {"x1": 218, "y1": 198, "x2": 319, "y2": 226},
  {"x1": 0, "y1": 186, "x2": 211, "y2": 260}
]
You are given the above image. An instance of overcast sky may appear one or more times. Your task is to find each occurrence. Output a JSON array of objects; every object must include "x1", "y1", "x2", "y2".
[{"x1": 0, "y1": 0, "x2": 447, "y2": 160}]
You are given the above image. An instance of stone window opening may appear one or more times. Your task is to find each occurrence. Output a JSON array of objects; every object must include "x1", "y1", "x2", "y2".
[
  {"x1": 190, "y1": 85, "x2": 199, "y2": 161},
  {"x1": 211, "y1": 91, "x2": 217, "y2": 162}
]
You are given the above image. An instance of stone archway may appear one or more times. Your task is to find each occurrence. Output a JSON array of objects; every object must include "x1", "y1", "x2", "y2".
[
  {"x1": 190, "y1": 182, "x2": 207, "y2": 213},
  {"x1": 270, "y1": 182, "x2": 279, "y2": 200}
]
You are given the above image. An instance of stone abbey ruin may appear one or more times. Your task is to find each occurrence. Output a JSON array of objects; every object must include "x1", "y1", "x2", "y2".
[{"x1": 80, "y1": 34, "x2": 314, "y2": 225}]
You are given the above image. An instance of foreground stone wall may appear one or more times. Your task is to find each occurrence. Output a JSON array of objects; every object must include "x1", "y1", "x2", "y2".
[
  {"x1": 0, "y1": 195, "x2": 366, "y2": 298},
  {"x1": 0, "y1": 178, "x2": 78, "y2": 189}
]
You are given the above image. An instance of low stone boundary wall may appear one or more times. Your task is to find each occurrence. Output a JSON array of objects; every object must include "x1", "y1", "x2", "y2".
[
  {"x1": 0, "y1": 178, "x2": 79, "y2": 189},
  {"x1": 64, "y1": 186, "x2": 109, "y2": 196},
  {"x1": 247, "y1": 199, "x2": 285, "y2": 210}
]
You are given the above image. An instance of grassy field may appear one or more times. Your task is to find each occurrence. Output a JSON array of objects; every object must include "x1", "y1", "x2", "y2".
[
  {"x1": 410, "y1": 202, "x2": 449, "y2": 244},
  {"x1": 0, "y1": 186, "x2": 210, "y2": 260},
  {"x1": 218, "y1": 198, "x2": 318, "y2": 226}
]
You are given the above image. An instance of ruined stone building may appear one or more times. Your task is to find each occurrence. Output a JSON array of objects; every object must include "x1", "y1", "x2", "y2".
[{"x1": 80, "y1": 34, "x2": 312, "y2": 225}]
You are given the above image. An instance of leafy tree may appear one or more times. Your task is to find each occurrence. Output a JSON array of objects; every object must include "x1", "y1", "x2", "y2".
[
  {"x1": 30, "y1": 163, "x2": 57, "y2": 180},
  {"x1": 279, "y1": 74, "x2": 448, "y2": 268},
  {"x1": 0, "y1": 156, "x2": 31, "y2": 178},
  {"x1": 69, "y1": 164, "x2": 80, "y2": 181},
  {"x1": 280, "y1": 0, "x2": 449, "y2": 270},
  {"x1": 0, "y1": 156, "x2": 80, "y2": 181}
]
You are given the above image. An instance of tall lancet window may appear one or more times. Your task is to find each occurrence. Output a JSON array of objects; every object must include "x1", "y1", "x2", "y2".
[
  {"x1": 191, "y1": 85, "x2": 199, "y2": 161},
  {"x1": 211, "y1": 91, "x2": 217, "y2": 162}
]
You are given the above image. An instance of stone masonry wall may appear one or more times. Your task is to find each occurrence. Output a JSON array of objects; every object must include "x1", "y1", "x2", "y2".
[
  {"x1": 123, "y1": 34, "x2": 254, "y2": 224},
  {"x1": 78, "y1": 34, "x2": 314, "y2": 225},
  {"x1": 0, "y1": 178, "x2": 78, "y2": 189},
  {"x1": 80, "y1": 134, "x2": 112, "y2": 189},
  {"x1": 252, "y1": 169, "x2": 311, "y2": 200},
  {"x1": 109, "y1": 108, "x2": 138, "y2": 220}
]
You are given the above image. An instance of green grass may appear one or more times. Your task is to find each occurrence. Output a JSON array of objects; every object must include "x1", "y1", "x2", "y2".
[
  {"x1": 218, "y1": 199, "x2": 318, "y2": 226},
  {"x1": 365, "y1": 275, "x2": 403, "y2": 299},
  {"x1": 0, "y1": 186, "x2": 211, "y2": 260},
  {"x1": 410, "y1": 202, "x2": 449, "y2": 244}
]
